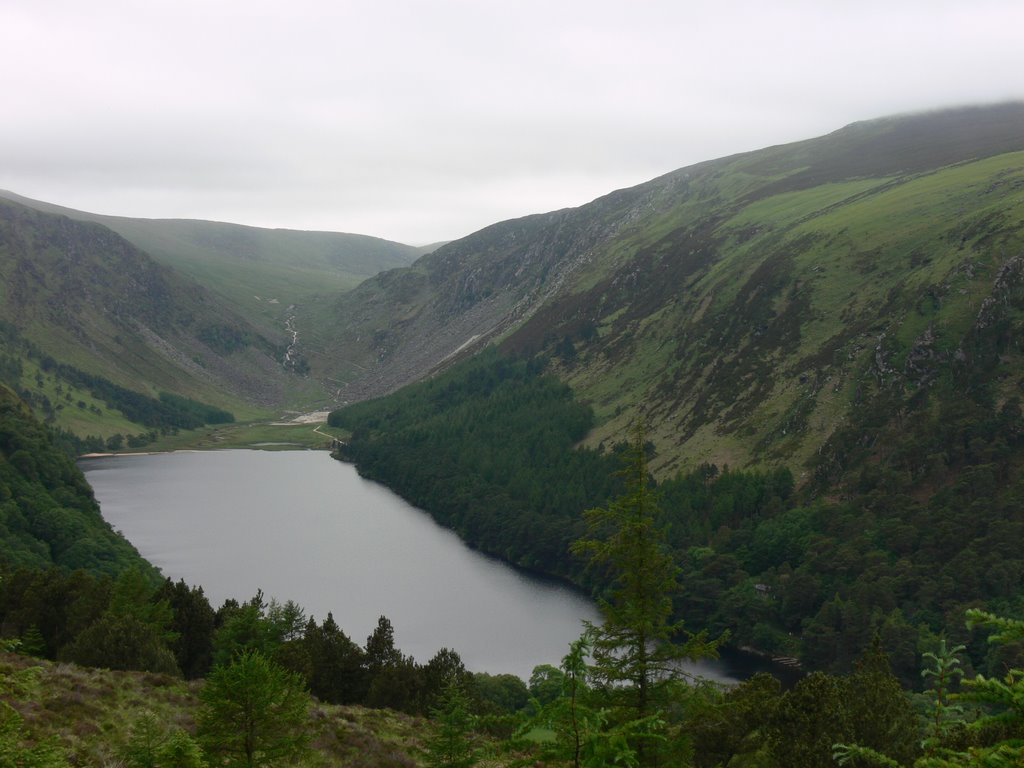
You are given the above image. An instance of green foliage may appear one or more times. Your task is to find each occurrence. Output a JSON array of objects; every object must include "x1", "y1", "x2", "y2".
[
  {"x1": 833, "y1": 742, "x2": 903, "y2": 768},
  {"x1": 684, "y1": 672, "x2": 781, "y2": 768},
  {"x1": 364, "y1": 615, "x2": 403, "y2": 676},
  {"x1": 571, "y1": 425, "x2": 721, "y2": 732},
  {"x1": 197, "y1": 324, "x2": 254, "y2": 355},
  {"x1": 954, "y1": 612, "x2": 1024, "y2": 756},
  {"x1": 155, "y1": 730, "x2": 207, "y2": 768},
  {"x1": 471, "y1": 672, "x2": 529, "y2": 715},
  {"x1": 196, "y1": 650, "x2": 311, "y2": 768},
  {"x1": 922, "y1": 639, "x2": 967, "y2": 748},
  {"x1": 521, "y1": 635, "x2": 665, "y2": 768},
  {"x1": 62, "y1": 612, "x2": 178, "y2": 674},
  {"x1": 846, "y1": 639, "x2": 921, "y2": 765},
  {"x1": 211, "y1": 592, "x2": 284, "y2": 667},
  {"x1": 0, "y1": 388, "x2": 155, "y2": 576},
  {"x1": 424, "y1": 681, "x2": 478, "y2": 768},
  {"x1": 124, "y1": 711, "x2": 168, "y2": 768},
  {"x1": 61, "y1": 568, "x2": 178, "y2": 674},
  {"x1": 528, "y1": 664, "x2": 564, "y2": 707},
  {"x1": 123, "y1": 711, "x2": 206, "y2": 768},
  {"x1": 156, "y1": 578, "x2": 216, "y2": 679},
  {"x1": 0, "y1": 701, "x2": 69, "y2": 768},
  {"x1": 769, "y1": 671, "x2": 854, "y2": 768},
  {"x1": 157, "y1": 392, "x2": 234, "y2": 425},
  {"x1": 835, "y1": 611, "x2": 1024, "y2": 768},
  {"x1": 770, "y1": 645, "x2": 918, "y2": 768},
  {"x1": 330, "y1": 349, "x2": 619, "y2": 578},
  {"x1": 290, "y1": 612, "x2": 366, "y2": 705}
]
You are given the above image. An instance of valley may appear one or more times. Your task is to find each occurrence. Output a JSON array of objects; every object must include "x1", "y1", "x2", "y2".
[
  {"x1": 3, "y1": 103, "x2": 1024, "y2": 766},
  {"x1": 6, "y1": 104, "x2": 1024, "y2": 477}
]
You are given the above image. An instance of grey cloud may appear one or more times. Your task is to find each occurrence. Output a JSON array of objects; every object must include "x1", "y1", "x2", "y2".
[{"x1": 2, "y1": 0, "x2": 1022, "y2": 244}]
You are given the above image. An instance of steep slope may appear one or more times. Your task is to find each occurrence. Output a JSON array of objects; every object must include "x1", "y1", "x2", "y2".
[
  {"x1": 327, "y1": 103, "x2": 1024, "y2": 474},
  {"x1": 0, "y1": 384, "x2": 153, "y2": 575},
  {"x1": 328, "y1": 105, "x2": 1024, "y2": 674},
  {"x1": 0, "y1": 191, "x2": 425, "y2": 375},
  {"x1": 0, "y1": 199, "x2": 305, "y2": 432}
]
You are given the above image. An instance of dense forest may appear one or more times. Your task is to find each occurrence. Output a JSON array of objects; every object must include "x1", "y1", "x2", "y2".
[
  {"x1": 2, "y1": 455, "x2": 1022, "y2": 766},
  {"x1": 330, "y1": 350, "x2": 1024, "y2": 688},
  {"x1": 0, "y1": 351, "x2": 1021, "y2": 765},
  {"x1": 329, "y1": 350, "x2": 621, "y2": 576},
  {"x1": 0, "y1": 566, "x2": 502, "y2": 717},
  {"x1": 0, "y1": 384, "x2": 153, "y2": 576}
]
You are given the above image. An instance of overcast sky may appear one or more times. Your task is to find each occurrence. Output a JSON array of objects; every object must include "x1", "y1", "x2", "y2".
[{"x1": 2, "y1": 1, "x2": 1022, "y2": 245}]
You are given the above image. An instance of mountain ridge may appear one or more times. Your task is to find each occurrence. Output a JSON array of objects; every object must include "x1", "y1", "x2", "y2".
[
  {"x1": 318, "y1": 102, "x2": 1024, "y2": 476},
  {"x1": 0, "y1": 197, "x2": 314, "y2": 440},
  {"x1": 4, "y1": 102, "x2": 1024, "y2": 472},
  {"x1": 0, "y1": 190, "x2": 424, "y2": 374}
]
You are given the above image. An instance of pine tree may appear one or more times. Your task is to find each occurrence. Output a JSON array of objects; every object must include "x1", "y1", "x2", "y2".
[
  {"x1": 365, "y1": 615, "x2": 402, "y2": 675},
  {"x1": 570, "y1": 423, "x2": 720, "y2": 764},
  {"x1": 424, "y1": 680, "x2": 477, "y2": 768},
  {"x1": 196, "y1": 650, "x2": 310, "y2": 768},
  {"x1": 0, "y1": 702, "x2": 68, "y2": 768}
]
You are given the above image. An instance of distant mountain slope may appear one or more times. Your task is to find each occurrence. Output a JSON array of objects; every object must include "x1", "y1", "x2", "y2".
[
  {"x1": 326, "y1": 102, "x2": 1024, "y2": 475},
  {"x1": 0, "y1": 198, "x2": 302, "y2": 424},
  {"x1": 0, "y1": 190, "x2": 422, "y2": 354}
]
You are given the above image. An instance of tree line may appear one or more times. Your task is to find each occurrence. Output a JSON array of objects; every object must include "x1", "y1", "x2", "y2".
[
  {"x1": 329, "y1": 349, "x2": 1024, "y2": 686},
  {"x1": 0, "y1": 564, "x2": 525, "y2": 725},
  {"x1": 0, "y1": 388, "x2": 153, "y2": 576},
  {"x1": 0, "y1": 319, "x2": 233, "y2": 441},
  {"x1": 3, "y1": 430, "x2": 1022, "y2": 767}
]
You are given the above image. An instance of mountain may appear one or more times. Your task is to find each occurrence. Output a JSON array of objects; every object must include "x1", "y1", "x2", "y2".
[
  {"x1": 0, "y1": 198, "x2": 310, "y2": 439},
  {"x1": 325, "y1": 102, "x2": 1024, "y2": 476},
  {"x1": 0, "y1": 190, "x2": 424, "y2": 364},
  {"x1": 326, "y1": 104, "x2": 1024, "y2": 675}
]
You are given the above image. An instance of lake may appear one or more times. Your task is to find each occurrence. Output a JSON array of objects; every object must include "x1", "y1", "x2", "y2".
[{"x1": 81, "y1": 449, "x2": 780, "y2": 683}]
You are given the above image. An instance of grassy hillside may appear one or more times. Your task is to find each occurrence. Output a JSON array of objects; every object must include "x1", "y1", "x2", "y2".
[
  {"x1": 323, "y1": 103, "x2": 1024, "y2": 476},
  {"x1": 0, "y1": 198, "x2": 329, "y2": 440},
  {"x1": 0, "y1": 652, "x2": 436, "y2": 768},
  {"x1": 0, "y1": 190, "x2": 424, "y2": 380},
  {"x1": 549, "y1": 146, "x2": 1024, "y2": 476}
]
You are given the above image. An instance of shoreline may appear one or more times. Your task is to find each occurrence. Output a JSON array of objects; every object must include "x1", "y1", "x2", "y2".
[{"x1": 77, "y1": 410, "x2": 336, "y2": 458}]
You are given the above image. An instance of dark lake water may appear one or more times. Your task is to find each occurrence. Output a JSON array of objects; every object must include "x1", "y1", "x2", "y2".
[{"x1": 81, "y1": 449, "x2": 790, "y2": 684}]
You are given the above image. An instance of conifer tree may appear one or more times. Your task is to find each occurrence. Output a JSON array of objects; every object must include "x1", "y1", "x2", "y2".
[
  {"x1": 0, "y1": 702, "x2": 68, "y2": 768},
  {"x1": 835, "y1": 610, "x2": 1024, "y2": 768},
  {"x1": 571, "y1": 423, "x2": 720, "y2": 763},
  {"x1": 196, "y1": 650, "x2": 310, "y2": 768},
  {"x1": 424, "y1": 680, "x2": 477, "y2": 768}
]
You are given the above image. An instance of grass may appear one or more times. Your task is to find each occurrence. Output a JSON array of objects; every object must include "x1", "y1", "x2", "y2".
[
  {"x1": 559, "y1": 149, "x2": 1024, "y2": 476},
  {"x1": 1, "y1": 651, "x2": 448, "y2": 768},
  {"x1": 17, "y1": 359, "x2": 139, "y2": 438},
  {"x1": 124, "y1": 420, "x2": 350, "y2": 453}
]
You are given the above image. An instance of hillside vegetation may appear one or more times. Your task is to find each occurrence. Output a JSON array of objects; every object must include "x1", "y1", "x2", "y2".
[
  {"x1": 0, "y1": 199, "x2": 302, "y2": 407},
  {"x1": 0, "y1": 198, "x2": 344, "y2": 443},
  {"x1": 325, "y1": 103, "x2": 1024, "y2": 475},
  {"x1": 0, "y1": 189, "x2": 425, "y2": 383},
  {"x1": 0, "y1": 384, "x2": 152, "y2": 575},
  {"x1": 327, "y1": 104, "x2": 1024, "y2": 680},
  {"x1": 0, "y1": 651, "x2": 435, "y2": 768}
]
